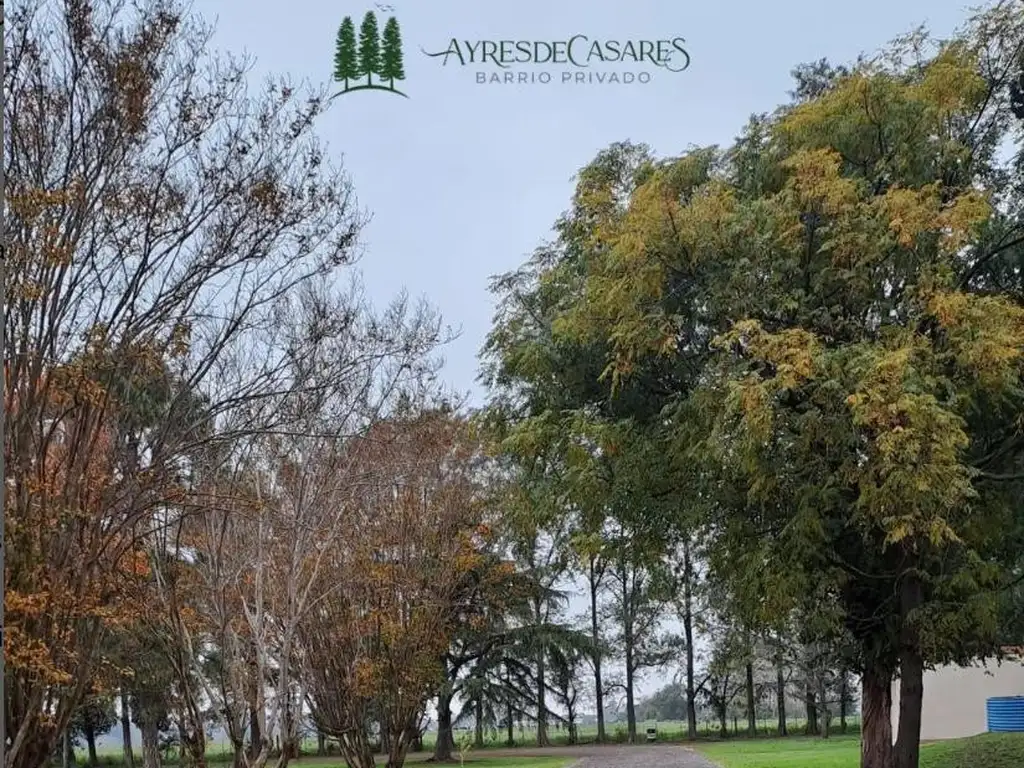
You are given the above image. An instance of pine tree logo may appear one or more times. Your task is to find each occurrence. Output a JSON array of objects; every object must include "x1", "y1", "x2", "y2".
[{"x1": 333, "y1": 9, "x2": 407, "y2": 98}]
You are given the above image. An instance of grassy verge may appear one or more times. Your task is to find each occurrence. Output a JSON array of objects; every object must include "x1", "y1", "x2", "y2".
[{"x1": 696, "y1": 732, "x2": 1024, "y2": 768}]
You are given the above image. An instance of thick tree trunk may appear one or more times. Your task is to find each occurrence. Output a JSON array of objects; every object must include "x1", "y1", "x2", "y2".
[
  {"x1": 433, "y1": 688, "x2": 456, "y2": 761},
  {"x1": 818, "y1": 673, "x2": 831, "y2": 739},
  {"x1": 121, "y1": 690, "x2": 136, "y2": 768},
  {"x1": 317, "y1": 733, "x2": 326, "y2": 756},
  {"x1": 475, "y1": 695, "x2": 484, "y2": 748},
  {"x1": 717, "y1": 705, "x2": 728, "y2": 739},
  {"x1": 141, "y1": 718, "x2": 162, "y2": 768},
  {"x1": 861, "y1": 664, "x2": 894, "y2": 768},
  {"x1": 536, "y1": 649, "x2": 550, "y2": 747},
  {"x1": 85, "y1": 724, "x2": 99, "y2": 767},
  {"x1": 589, "y1": 558, "x2": 607, "y2": 744},
  {"x1": 249, "y1": 705, "x2": 264, "y2": 760},
  {"x1": 683, "y1": 545, "x2": 698, "y2": 741},
  {"x1": 894, "y1": 575, "x2": 926, "y2": 768},
  {"x1": 745, "y1": 661, "x2": 757, "y2": 737},
  {"x1": 776, "y1": 660, "x2": 788, "y2": 736},
  {"x1": 805, "y1": 684, "x2": 819, "y2": 735}
]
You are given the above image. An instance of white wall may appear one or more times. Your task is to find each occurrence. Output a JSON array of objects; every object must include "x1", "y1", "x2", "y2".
[{"x1": 890, "y1": 656, "x2": 1024, "y2": 741}]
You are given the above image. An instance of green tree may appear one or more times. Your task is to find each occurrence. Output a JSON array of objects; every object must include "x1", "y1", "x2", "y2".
[
  {"x1": 68, "y1": 692, "x2": 118, "y2": 767},
  {"x1": 484, "y1": 6, "x2": 1024, "y2": 768},
  {"x1": 333, "y1": 16, "x2": 358, "y2": 89},
  {"x1": 380, "y1": 17, "x2": 405, "y2": 90},
  {"x1": 357, "y1": 11, "x2": 382, "y2": 86}
]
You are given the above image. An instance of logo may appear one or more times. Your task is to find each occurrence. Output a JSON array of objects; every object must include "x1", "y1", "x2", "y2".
[
  {"x1": 422, "y1": 36, "x2": 690, "y2": 87},
  {"x1": 333, "y1": 6, "x2": 407, "y2": 98}
]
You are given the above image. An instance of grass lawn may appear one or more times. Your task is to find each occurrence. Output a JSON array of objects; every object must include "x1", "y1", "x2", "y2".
[{"x1": 696, "y1": 732, "x2": 1024, "y2": 768}]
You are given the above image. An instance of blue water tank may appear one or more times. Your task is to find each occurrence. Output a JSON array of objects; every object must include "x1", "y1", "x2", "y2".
[{"x1": 986, "y1": 696, "x2": 1024, "y2": 732}]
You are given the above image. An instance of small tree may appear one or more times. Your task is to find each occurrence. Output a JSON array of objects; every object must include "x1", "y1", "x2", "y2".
[
  {"x1": 357, "y1": 11, "x2": 382, "y2": 86},
  {"x1": 69, "y1": 693, "x2": 119, "y2": 766},
  {"x1": 380, "y1": 17, "x2": 405, "y2": 90},
  {"x1": 334, "y1": 17, "x2": 359, "y2": 88}
]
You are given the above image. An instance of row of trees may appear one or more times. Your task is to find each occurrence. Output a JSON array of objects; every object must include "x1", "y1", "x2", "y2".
[
  {"x1": 2, "y1": 1, "x2": 468, "y2": 768},
  {"x1": 5, "y1": 3, "x2": 1024, "y2": 768}
]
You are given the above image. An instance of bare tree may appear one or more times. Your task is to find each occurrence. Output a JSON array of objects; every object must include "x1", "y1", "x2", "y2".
[
  {"x1": 301, "y1": 408, "x2": 493, "y2": 768},
  {"x1": 3, "y1": 0, "x2": 365, "y2": 764}
]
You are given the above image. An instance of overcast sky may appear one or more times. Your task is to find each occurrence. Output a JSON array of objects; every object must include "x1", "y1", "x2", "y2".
[{"x1": 188, "y1": 0, "x2": 972, "y2": 702}]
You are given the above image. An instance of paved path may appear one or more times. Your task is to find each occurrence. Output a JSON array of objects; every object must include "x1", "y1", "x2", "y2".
[
  {"x1": 400, "y1": 744, "x2": 717, "y2": 766},
  {"x1": 569, "y1": 745, "x2": 718, "y2": 768}
]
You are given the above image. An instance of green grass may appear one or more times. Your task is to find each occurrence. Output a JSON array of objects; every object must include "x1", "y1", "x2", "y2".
[
  {"x1": 697, "y1": 734, "x2": 861, "y2": 768},
  {"x1": 696, "y1": 732, "x2": 1024, "y2": 768}
]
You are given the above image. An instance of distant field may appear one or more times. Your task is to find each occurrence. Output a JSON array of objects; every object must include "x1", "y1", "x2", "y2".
[{"x1": 695, "y1": 732, "x2": 1024, "y2": 768}]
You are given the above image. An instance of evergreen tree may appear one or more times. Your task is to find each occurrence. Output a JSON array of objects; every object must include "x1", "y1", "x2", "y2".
[
  {"x1": 357, "y1": 11, "x2": 382, "y2": 86},
  {"x1": 380, "y1": 17, "x2": 405, "y2": 90},
  {"x1": 334, "y1": 16, "x2": 358, "y2": 89}
]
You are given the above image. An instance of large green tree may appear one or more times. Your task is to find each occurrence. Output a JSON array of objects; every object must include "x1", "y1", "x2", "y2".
[{"x1": 484, "y1": 5, "x2": 1024, "y2": 768}]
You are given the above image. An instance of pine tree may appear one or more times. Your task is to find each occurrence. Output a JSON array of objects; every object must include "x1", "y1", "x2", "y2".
[
  {"x1": 380, "y1": 17, "x2": 405, "y2": 90},
  {"x1": 333, "y1": 16, "x2": 358, "y2": 89},
  {"x1": 357, "y1": 11, "x2": 382, "y2": 87}
]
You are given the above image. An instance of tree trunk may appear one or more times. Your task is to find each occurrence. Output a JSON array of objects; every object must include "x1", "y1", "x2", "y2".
[
  {"x1": 894, "y1": 574, "x2": 926, "y2": 768},
  {"x1": 474, "y1": 694, "x2": 484, "y2": 748},
  {"x1": 717, "y1": 705, "x2": 728, "y2": 739},
  {"x1": 776, "y1": 660, "x2": 788, "y2": 736},
  {"x1": 64, "y1": 732, "x2": 77, "y2": 768},
  {"x1": 683, "y1": 545, "x2": 698, "y2": 741},
  {"x1": 805, "y1": 683, "x2": 819, "y2": 735},
  {"x1": 85, "y1": 724, "x2": 99, "y2": 767},
  {"x1": 505, "y1": 668, "x2": 516, "y2": 748},
  {"x1": 589, "y1": 556, "x2": 607, "y2": 744},
  {"x1": 840, "y1": 671, "x2": 849, "y2": 733},
  {"x1": 249, "y1": 705, "x2": 264, "y2": 760},
  {"x1": 625, "y1": 647, "x2": 637, "y2": 744},
  {"x1": 433, "y1": 688, "x2": 455, "y2": 761},
  {"x1": 860, "y1": 664, "x2": 894, "y2": 768},
  {"x1": 121, "y1": 690, "x2": 136, "y2": 768},
  {"x1": 141, "y1": 718, "x2": 162, "y2": 768},
  {"x1": 745, "y1": 661, "x2": 756, "y2": 737},
  {"x1": 536, "y1": 646, "x2": 550, "y2": 747},
  {"x1": 623, "y1": 572, "x2": 636, "y2": 745},
  {"x1": 818, "y1": 672, "x2": 831, "y2": 739},
  {"x1": 338, "y1": 732, "x2": 376, "y2": 768},
  {"x1": 317, "y1": 733, "x2": 326, "y2": 756}
]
